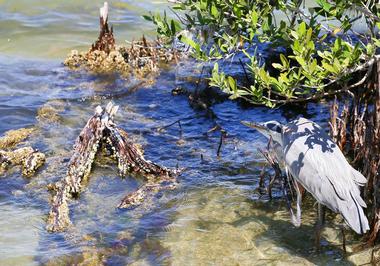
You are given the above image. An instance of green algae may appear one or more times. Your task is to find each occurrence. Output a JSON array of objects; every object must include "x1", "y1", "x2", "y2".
[{"x1": 0, "y1": 127, "x2": 35, "y2": 150}]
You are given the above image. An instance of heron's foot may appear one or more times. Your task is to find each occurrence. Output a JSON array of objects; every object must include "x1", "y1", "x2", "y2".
[
  {"x1": 313, "y1": 203, "x2": 326, "y2": 252},
  {"x1": 290, "y1": 214, "x2": 301, "y2": 227},
  {"x1": 341, "y1": 226, "x2": 347, "y2": 254},
  {"x1": 314, "y1": 226, "x2": 322, "y2": 253}
]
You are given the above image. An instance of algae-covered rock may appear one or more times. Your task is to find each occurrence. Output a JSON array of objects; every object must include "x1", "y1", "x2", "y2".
[
  {"x1": 37, "y1": 103, "x2": 64, "y2": 124},
  {"x1": 0, "y1": 147, "x2": 45, "y2": 177},
  {"x1": 0, "y1": 127, "x2": 34, "y2": 150},
  {"x1": 0, "y1": 127, "x2": 45, "y2": 177}
]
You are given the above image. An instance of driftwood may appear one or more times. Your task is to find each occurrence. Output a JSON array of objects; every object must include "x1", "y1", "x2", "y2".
[{"x1": 47, "y1": 102, "x2": 180, "y2": 232}]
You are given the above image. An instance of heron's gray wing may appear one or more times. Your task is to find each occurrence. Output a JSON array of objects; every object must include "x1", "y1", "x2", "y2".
[{"x1": 283, "y1": 118, "x2": 369, "y2": 234}]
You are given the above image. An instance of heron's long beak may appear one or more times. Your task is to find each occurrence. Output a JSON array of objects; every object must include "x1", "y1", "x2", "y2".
[{"x1": 241, "y1": 121, "x2": 267, "y2": 131}]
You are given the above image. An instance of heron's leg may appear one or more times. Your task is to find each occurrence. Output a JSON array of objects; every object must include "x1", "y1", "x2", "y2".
[
  {"x1": 282, "y1": 168, "x2": 302, "y2": 227},
  {"x1": 285, "y1": 166, "x2": 295, "y2": 200},
  {"x1": 267, "y1": 172, "x2": 277, "y2": 199},
  {"x1": 315, "y1": 203, "x2": 325, "y2": 252},
  {"x1": 292, "y1": 181, "x2": 302, "y2": 227},
  {"x1": 340, "y1": 216, "x2": 347, "y2": 254},
  {"x1": 281, "y1": 170, "x2": 295, "y2": 219},
  {"x1": 341, "y1": 226, "x2": 346, "y2": 254}
]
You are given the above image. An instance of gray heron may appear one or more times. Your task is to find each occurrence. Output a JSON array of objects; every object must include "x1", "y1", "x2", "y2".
[{"x1": 242, "y1": 117, "x2": 369, "y2": 247}]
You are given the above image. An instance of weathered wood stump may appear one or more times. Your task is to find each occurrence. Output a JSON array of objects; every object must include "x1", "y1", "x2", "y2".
[
  {"x1": 47, "y1": 102, "x2": 180, "y2": 232},
  {"x1": 89, "y1": 2, "x2": 115, "y2": 55},
  {"x1": 64, "y1": 2, "x2": 182, "y2": 77}
]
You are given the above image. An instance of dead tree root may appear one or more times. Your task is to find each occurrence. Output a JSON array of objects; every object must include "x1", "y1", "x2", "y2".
[{"x1": 47, "y1": 102, "x2": 180, "y2": 232}]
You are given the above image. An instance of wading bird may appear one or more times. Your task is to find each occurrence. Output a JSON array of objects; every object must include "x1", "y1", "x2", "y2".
[{"x1": 242, "y1": 117, "x2": 369, "y2": 248}]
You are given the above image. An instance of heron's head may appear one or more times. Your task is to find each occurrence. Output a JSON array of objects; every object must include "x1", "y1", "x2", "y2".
[{"x1": 241, "y1": 120, "x2": 283, "y2": 144}]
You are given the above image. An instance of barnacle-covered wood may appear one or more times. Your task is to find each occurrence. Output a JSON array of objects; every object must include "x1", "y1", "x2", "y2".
[
  {"x1": 0, "y1": 147, "x2": 45, "y2": 177},
  {"x1": 65, "y1": 107, "x2": 105, "y2": 194},
  {"x1": 104, "y1": 125, "x2": 178, "y2": 180},
  {"x1": 47, "y1": 102, "x2": 180, "y2": 232},
  {"x1": 21, "y1": 150, "x2": 46, "y2": 177},
  {"x1": 46, "y1": 183, "x2": 71, "y2": 232},
  {"x1": 47, "y1": 107, "x2": 106, "y2": 232}
]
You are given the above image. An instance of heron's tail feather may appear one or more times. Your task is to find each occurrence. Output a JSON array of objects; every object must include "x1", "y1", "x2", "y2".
[
  {"x1": 351, "y1": 168, "x2": 367, "y2": 186},
  {"x1": 341, "y1": 192, "x2": 369, "y2": 234}
]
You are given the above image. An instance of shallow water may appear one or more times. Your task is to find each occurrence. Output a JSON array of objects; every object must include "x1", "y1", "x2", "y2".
[{"x1": 0, "y1": 1, "x2": 364, "y2": 265}]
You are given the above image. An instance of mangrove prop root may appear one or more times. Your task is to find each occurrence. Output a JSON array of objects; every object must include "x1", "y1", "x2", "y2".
[
  {"x1": 47, "y1": 102, "x2": 180, "y2": 232},
  {"x1": 330, "y1": 59, "x2": 380, "y2": 244},
  {"x1": 329, "y1": 97, "x2": 348, "y2": 150}
]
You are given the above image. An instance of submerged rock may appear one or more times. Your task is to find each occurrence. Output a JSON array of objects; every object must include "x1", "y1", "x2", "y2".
[
  {"x1": 346, "y1": 245, "x2": 380, "y2": 265},
  {"x1": 0, "y1": 147, "x2": 45, "y2": 177},
  {"x1": 0, "y1": 128, "x2": 45, "y2": 177},
  {"x1": 37, "y1": 102, "x2": 64, "y2": 124}
]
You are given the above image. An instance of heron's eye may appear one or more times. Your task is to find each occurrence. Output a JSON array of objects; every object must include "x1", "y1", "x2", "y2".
[
  {"x1": 266, "y1": 123, "x2": 282, "y2": 133},
  {"x1": 273, "y1": 126, "x2": 282, "y2": 133}
]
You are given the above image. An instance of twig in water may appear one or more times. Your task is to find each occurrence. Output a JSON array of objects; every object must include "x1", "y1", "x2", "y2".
[
  {"x1": 259, "y1": 165, "x2": 267, "y2": 190},
  {"x1": 258, "y1": 148, "x2": 282, "y2": 199},
  {"x1": 217, "y1": 129, "x2": 226, "y2": 157},
  {"x1": 239, "y1": 58, "x2": 251, "y2": 84},
  {"x1": 155, "y1": 114, "x2": 199, "y2": 133},
  {"x1": 178, "y1": 120, "x2": 183, "y2": 138},
  {"x1": 207, "y1": 125, "x2": 221, "y2": 134},
  {"x1": 195, "y1": 66, "x2": 206, "y2": 93}
]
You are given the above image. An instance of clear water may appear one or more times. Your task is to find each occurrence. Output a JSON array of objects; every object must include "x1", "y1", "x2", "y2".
[{"x1": 0, "y1": 1, "x2": 363, "y2": 265}]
